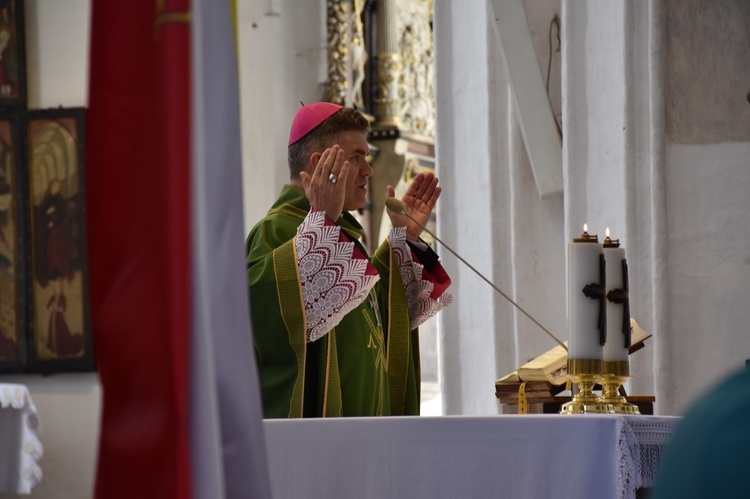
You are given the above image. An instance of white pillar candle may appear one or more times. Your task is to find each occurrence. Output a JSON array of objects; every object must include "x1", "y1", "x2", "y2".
[
  {"x1": 603, "y1": 228, "x2": 630, "y2": 363},
  {"x1": 568, "y1": 224, "x2": 604, "y2": 360}
]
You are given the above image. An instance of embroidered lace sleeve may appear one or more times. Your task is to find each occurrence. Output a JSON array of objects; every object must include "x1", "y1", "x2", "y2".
[
  {"x1": 296, "y1": 210, "x2": 379, "y2": 342},
  {"x1": 389, "y1": 227, "x2": 454, "y2": 329}
]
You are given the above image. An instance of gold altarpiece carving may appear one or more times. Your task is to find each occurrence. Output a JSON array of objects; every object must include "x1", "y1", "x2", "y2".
[{"x1": 326, "y1": 0, "x2": 436, "y2": 251}]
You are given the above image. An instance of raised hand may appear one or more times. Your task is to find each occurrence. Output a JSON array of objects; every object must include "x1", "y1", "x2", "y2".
[
  {"x1": 300, "y1": 145, "x2": 351, "y2": 221},
  {"x1": 386, "y1": 172, "x2": 441, "y2": 241}
]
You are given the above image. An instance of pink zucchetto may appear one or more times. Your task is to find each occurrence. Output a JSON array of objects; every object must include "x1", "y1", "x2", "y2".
[{"x1": 288, "y1": 102, "x2": 343, "y2": 146}]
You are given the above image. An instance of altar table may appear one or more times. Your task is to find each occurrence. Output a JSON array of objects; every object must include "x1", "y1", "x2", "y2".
[
  {"x1": 0, "y1": 384, "x2": 43, "y2": 494},
  {"x1": 264, "y1": 415, "x2": 679, "y2": 499}
]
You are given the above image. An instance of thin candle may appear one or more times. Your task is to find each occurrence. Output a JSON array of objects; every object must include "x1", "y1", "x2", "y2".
[
  {"x1": 568, "y1": 224, "x2": 604, "y2": 361},
  {"x1": 603, "y1": 227, "x2": 630, "y2": 366}
]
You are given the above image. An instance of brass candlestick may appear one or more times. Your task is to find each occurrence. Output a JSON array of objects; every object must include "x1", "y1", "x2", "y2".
[
  {"x1": 560, "y1": 359, "x2": 614, "y2": 414},
  {"x1": 600, "y1": 361, "x2": 640, "y2": 414}
]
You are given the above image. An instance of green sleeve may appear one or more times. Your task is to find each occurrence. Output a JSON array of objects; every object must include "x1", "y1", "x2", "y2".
[{"x1": 246, "y1": 216, "x2": 307, "y2": 418}]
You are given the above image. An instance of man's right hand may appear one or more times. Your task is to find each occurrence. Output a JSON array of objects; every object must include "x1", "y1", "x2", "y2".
[{"x1": 300, "y1": 145, "x2": 351, "y2": 221}]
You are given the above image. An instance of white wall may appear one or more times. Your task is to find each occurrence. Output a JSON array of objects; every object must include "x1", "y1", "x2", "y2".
[
  {"x1": 663, "y1": 142, "x2": 750, "y2": 409},
  {"x1": 26, "y1": 0, "x2": 89, "y2": 109},
  {"x1": 1, "y1": 2, "x2": 99, "y2": 499},
  {"x1": 236, "y1": 0, "x2": 329, "y2": 234}
]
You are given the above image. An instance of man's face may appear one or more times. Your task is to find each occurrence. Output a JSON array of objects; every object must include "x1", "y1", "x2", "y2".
[{"x1": 332, "y1": 130, "x2": 372, "y2": 212}]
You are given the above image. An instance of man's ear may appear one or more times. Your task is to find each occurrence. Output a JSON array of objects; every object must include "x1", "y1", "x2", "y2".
[{"x1": 307, "y1": 151, "x2": 321, "y2": 174}]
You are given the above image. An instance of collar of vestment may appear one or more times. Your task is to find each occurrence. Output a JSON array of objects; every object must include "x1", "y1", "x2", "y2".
[{"x1": 269, "y1": 184, "x2": 366, "y2": 242}]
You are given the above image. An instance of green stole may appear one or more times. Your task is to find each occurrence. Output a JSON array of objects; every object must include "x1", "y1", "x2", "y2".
[{"x1": 246, "y1": 185, "x2": 420, "y2": 418}]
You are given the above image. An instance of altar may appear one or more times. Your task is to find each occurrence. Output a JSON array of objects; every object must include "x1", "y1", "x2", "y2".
[{"x1": 264, "y1": 415, "x2": 679, "y2": 499}]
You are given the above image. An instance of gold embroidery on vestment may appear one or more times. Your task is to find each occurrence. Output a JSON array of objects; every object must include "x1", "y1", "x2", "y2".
[
  {"x1": 362, "y1": 309, "x2": 386, "y2": 373},
  {"x1": 362, "y1": 307, "x2": 387, "y2": 416},
  {"x1": 273, "y1": 237, "x2": 307, "y2": 417}
]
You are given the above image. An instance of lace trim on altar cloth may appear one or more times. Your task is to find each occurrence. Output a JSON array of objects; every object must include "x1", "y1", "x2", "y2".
[
  {"x1": 615, "y1": 416, "x2": 681, "y2": 499},
  {"x1": 296, "y1": 211, "x2": 379, "y2": 342},
  {"x1": 0, "y1": 384, "x2": 43, "y2": 494},
  {"x1": 389, "y1": 227, "x2": 454, "y2": 330}
]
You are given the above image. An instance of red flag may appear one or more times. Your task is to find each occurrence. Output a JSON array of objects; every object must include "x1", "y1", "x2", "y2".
[
  {"x1": 88, "y1": 1, "x2": 271, "y2": 497},
  {"x1": 87, "y1": 1, "x2": 192, "y2": 497}
]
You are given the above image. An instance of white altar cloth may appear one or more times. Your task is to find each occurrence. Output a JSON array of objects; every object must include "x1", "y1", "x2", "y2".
[
  {"x1": 0, "y1": 384, "x2": 43, "y2": 494},
  {"x1": 264, "y1": 415, "x2": 679, "y2": 499}
]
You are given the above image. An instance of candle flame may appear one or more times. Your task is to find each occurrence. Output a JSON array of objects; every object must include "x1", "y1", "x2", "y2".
[
  {"x1": 583, "y1": 223, "x2": 588, "y2": 233},
  {"x1": 606, "y1": 227, "x2": 610, "y2": 238}
]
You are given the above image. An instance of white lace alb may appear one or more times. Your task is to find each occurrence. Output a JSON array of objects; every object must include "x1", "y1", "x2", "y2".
[
  {"x1": 389, "y1": 227, "x2": 454, "y2": 330},
  {"x1": 296, "y1": 211, "x2": 379, "y2": 342}
]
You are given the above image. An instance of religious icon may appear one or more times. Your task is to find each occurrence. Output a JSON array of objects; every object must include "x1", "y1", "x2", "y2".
[
  {"x1": 0, "y1": 0, "x2": 26, "y2": 107},
  {"x1": 26, "y1": 108, "x2": 93, "y2": 372},
  {"x1": 0, "y1": 113, "x2": 25, "y2": 371}
]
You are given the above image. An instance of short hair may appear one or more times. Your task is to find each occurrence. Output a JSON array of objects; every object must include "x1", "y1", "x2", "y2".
[{"x1": 287, "y1": 108, "x2": 370, "y2": 179}]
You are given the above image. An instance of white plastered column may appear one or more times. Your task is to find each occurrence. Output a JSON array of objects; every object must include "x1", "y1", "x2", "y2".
[{"x1": 434, "y1": 0, "x2": 506, "y2": 414}]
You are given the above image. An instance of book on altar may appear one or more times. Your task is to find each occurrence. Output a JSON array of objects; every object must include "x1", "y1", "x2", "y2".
[
  {"x1": 496, "y1": 343, "x2": 569, "y2": 386},
  {"x1": 495, "y1": 319, "x2": 652, "y2": 387}
]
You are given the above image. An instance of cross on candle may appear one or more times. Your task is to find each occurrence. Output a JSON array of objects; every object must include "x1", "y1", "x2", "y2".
[
  {"x1": 603, "y1": 227, "x2": 631, "y2": 364},
  {"x1": 568, "y1": 223, "x2": 605, "y2": 361}
]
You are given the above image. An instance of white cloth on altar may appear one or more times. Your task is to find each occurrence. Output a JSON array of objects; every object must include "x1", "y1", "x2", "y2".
[
  {"x1": 0, "y1": 384, "x2": 43, "y2": 494},
  {"x1": 264, "y1": 415, "x2": 679, "y2": 499}
]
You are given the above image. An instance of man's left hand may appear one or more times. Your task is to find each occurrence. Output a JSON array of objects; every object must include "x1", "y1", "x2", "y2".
[{"x1": 385, "y1": 172, "x2": 441, "y2": 241}]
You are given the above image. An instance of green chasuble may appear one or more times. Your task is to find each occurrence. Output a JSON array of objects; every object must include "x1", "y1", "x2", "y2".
[{"x1": 246, "y1": 185, "x2": 421, "y2": 418}]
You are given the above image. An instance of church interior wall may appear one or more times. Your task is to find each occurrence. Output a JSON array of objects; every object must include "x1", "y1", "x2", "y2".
[
  {"x1": 663, "y1": 141, "x2": 750, "y2": 411},
  {"x1": 4, "y1": 0, "x2": 749, "y2": 495},
  {"x1": 436, "y1": 0, "x2": 750, "y2": 416},
  {"x1": 237, "y1": 0, "x2": 330, "y2": 234},
  {"x1": 654, "y1": 0, "x2": 750, "y2": 413}
]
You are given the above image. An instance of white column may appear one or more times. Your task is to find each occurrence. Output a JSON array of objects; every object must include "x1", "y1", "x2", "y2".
[
  {"x1": 434, "y1": 0, "x2": 506, "y2": 415},
  {"x1": 562, "y1": 0, "x2": 629, "y2": 244}
]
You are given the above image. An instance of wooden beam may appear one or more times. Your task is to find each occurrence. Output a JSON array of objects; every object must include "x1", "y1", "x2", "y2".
[{"x1": 490, "y1": 0, "x2": 563, "y2": 198}]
